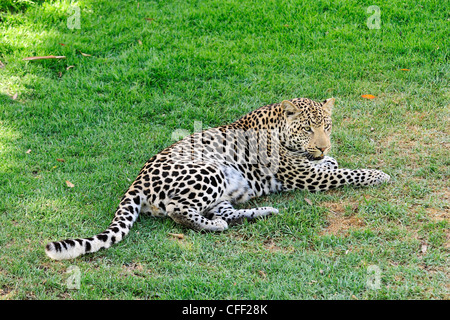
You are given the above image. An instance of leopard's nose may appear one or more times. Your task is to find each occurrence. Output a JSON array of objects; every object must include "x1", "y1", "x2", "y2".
[{"x1": 316, "y1": 147, "x2": 327, "y2": 153}]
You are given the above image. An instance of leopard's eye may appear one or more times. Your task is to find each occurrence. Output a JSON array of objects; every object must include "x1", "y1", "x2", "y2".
[
  {"x1": 324, "y1": 124, "x2": 332, "y2": 131},
  {"x1": 302, "y1": 127, "x2": 313, "y2": 133}
]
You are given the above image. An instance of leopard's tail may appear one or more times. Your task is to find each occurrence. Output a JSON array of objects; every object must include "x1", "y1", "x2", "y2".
[{"x1": 45, "y1": 187, "x2": 143, "y2": 260}]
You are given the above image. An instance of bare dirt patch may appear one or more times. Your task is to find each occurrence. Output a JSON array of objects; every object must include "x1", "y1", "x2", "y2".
[
  {"x1": 320, "y1": 202, "x2": 365, "y2": 236},
  {"x1": 263, "y1": 238, "x2": 282, "y2": 252}
]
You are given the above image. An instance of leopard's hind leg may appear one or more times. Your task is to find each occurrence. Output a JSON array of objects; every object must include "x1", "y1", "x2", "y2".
[
  {"x1": 166, "y1": 196, "x2": 228, "y2": 232},
  {"x1": 206, "y1": 200, "x2": 279, "y2": 226}
]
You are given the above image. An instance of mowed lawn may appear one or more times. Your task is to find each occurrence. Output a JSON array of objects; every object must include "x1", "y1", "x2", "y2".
[{"x1": 0, "y1": 0, "x2": 448, "y2": 299}]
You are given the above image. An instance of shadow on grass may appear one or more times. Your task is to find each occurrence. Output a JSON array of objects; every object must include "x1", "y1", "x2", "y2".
[{"x1": 0, "y1": 0, "x2": 47, "y2": 13}]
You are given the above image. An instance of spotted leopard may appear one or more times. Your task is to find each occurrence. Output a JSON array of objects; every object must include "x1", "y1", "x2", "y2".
[{"x1": 45, "y1": 97, "x2": 390, "y2": 260}]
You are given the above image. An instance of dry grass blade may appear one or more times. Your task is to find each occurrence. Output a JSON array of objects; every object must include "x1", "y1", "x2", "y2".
[
  {"x1": 65, "y1": 180, "x2": 75, "y2": 188},
  {"x1": 421, "y1": 243, "x2": 428, "y2": 254},
  {"x1": 23, "y1": 56, "x2": 66, "y2": 61},
  {"x1": 168, "y1": 233, "x2": 184, "y2": 239}
]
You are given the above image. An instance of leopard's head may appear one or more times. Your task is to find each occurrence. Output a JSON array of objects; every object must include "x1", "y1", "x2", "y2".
[{"x1": 280, "y1": 98, "x2": 334, "y2": 160}]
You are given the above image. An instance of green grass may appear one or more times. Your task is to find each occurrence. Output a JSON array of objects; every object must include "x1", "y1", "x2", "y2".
[{"x1": 0, "y1": 0, "x2": 448, "y2": 300}]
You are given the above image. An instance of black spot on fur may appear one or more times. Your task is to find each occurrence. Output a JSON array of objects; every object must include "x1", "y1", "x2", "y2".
[
  {"x1": 193, "y1": 183, "x2": 202, "y2": 190},
  {"x1": 165, "y1": 177, "x2": 173, "y2": 183},
  {"x1": 97, "y1": 234, "x2": 108, "y2": 242},
  {"x1": 65, "y1": 239, "x2": 75, "y2": 247},
  {"x1": 53, "y1": 242, "x2": 61, "y2": 252}
]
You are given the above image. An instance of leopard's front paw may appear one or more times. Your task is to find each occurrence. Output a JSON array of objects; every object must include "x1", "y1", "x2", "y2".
[
  {"x1": 365, "y1": 169, "x2": 390, "y2": 185},
  {"x1": 377, "y1": 171, "x2": 390, "y2": 183},
  {"x1": 316, "y1": 156, "x2": 339, "y2": 170}
]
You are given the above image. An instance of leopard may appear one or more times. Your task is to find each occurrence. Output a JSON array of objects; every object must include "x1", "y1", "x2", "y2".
[{"x1": 45, "y1": 97, "x2": 390, "y2": 260}]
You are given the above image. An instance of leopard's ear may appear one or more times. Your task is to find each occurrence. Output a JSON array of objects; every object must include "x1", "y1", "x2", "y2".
[
  {"x1": 281, "y1": 100, "x2": 300, "y2": 118},
  {"x1": 322, "y1": 98, "x2": 335, "y2": 116}
]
